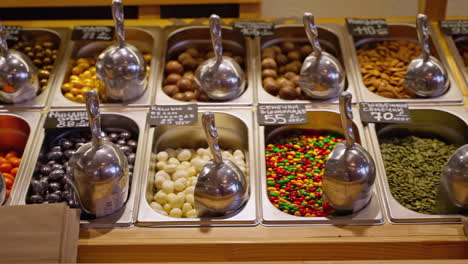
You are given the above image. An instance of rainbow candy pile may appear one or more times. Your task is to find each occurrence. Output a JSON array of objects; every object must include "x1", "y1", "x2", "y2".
[{"x1": 265, "y1": 131, "x2": 344, "y2": 217}]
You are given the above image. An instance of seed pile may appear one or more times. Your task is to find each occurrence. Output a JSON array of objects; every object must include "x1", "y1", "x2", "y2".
[
  {"x1": 380, "y1": 135, "x2": 460, "y2": 214},
  {"x1": 265, "y1": 132, "x2": 343, "y2": 217},
  {"x1": 357, "y1": 40, "x2": 422, "y2": 99}
]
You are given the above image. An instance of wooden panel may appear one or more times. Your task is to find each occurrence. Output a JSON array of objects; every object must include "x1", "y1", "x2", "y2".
[
  {"x1": 239, "y1": 3, "x2": 261, "y2": 19},
  {"x1": 419, "y1": 0, "x2": 448, "y2": 21},
  {"x1": 0, "y1": 0, "x2": 260, "y2": 8}
]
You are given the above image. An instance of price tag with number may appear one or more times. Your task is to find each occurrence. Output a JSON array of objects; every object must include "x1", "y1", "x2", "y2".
[
  {"x1": 440, "y1": 20, "x2": 468, "y2": 35},
  {"x1": 359, "y1": 102, "x2": 411, "y2": 123},
  {"x1": 257, "y1": 104, "x2": 307, "y2": 125},
  {"x1": 147, "y1": 104, "x2": 198, "y2": 126},
  {"x1": 3, "y1": 25, "x2": 22, "y2": 42},
  {"x1": 346, "y1": 18, "x2": 389, "y2": 37},
  {"x1": 233, "y1": 21, "x2": 275, "y2": 37},
  {"x1": 45, "y1": 111, "x2": 89, "y2": 129},
  {"x1": 71, "y1": 26, "x2": 115, "y2": 41}
]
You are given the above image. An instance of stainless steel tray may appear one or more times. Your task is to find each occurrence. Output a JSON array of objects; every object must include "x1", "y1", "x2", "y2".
[
  {"x1": 444, "y1": 34, "x2": 468, "y2": 92},
  {"x1": 0, "y1": 27, "x2": 69, "y2": 110},
  {"x1": 137, "y1": 108, "x2": 258, "y2": 226},
  {"x1": 0, "y1": 111, "x2": 42, "y2": 205},
  {"x1": 154, "y1": 25, "x2": 255, "y2": 106},
  {"x1": 255, "y1": 24, "x2": 360, "y2": 105},
  {"x1": 16, "y1": 110, "x2": 147, "y2": 228},
  {"x1": 365, "y1": 105, "x2": 468, "y2": 223},
  {"x1": 257, "y1": 106, "x2": 384, "y2": 225},
  {"x1": 346, "y1": 22, "x2": 463, "y2": 105},
  {"x1": 50, "y1": 27, "x2": 161, "y2": 109}
]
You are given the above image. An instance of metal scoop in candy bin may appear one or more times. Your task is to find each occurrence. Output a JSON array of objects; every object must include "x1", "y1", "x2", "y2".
[
  {"x1": 96, "y1": 0, "x2": 147, "y2": 102},
  {"x1": 195, "y1": 14, "x2": 246, "y2": 101},
  {"x1": 66, "y1": 90, "x2": 129, "y2": 218},
  {"x1": 194, "y1": 112, "x2": 248, "y2": 217},
  {"x1": 323, "y1": 91, "x2": 375, "y2": 213},
  {"x1": 404, "y1": 14, "x2": 449, "y2": 97},
  {"x1": 299, "y1": 12, "x2": 345, "y2": 100},
  {"x1": 0, "y1": 173, "x2": 5, "y2": 205},
  {"x1": 0, "y1": 22, "x2": 39, "y2": 104},
  {"x1": 438, "y1": 144, "x2": 468, "y2": 212}
]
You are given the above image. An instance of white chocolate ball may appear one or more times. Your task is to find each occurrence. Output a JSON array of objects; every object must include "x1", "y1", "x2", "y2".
[
  {"x1": 196, "y1": 148, "x2": 205, "y2": 156},
  {"x1": 159, "y1": 210, "x2": 168, "y2": 216},
  {"x1": 233, "y1": 149, "x2": 244, "y2": 159},
  {"x1": 156, "y1": 151, "x2": 169, "y2": 162},
  {"x1": 150, "y1": 201, "x2": 163, "y2": 211},
  {"x1": 166, "y1": 148, "x2": 176, "y2": 158},
  {"x1": 155, "y1": 170, "x2": 170, "y2": 180},
  {"x1": 181, "y1": 161, "x2": 191, "y2": 167},
  {"x1": 184, "y1": 186, "x2": 195, "y2": 195},
  {"x1": 189, "y1": 177, "x2": 198, "y2": 186},
  {"x1": 177, "y1": 149, "x2": 192, "y2": 161},
  {"x1": 201, "y1": 155, "x2": 211, "y2": 162},
  {"x1": 186, "y1": 193, "x2": 195, "y2": 206},
  {"x1": 153, "y1": 190, "x2": 168, "y2": 204},
  {"x1": 172, "y1": 170, "x2": 188, "y2": 181},
  {"x1": 187, "y1": 167, "x2": 197, "y2": 177},
  {"x1": 163, "y1": 203, "x2": 172, "y2": 212},
  {"x1": 186, "y1": 209, "x2": 197, "y2": 218},
  {"x1": 167, "y1": 193, "x2": 176, "y2": 203},
  {"x1": 176, "y1": 164, "x2": 188, "y2": 171},
  {"x1": 169, "y1": 208, "x2": 183, "y2": 218},
  {"x1": 176, "y1": 191, "x2": 186, "y2": 200},
  {"x1": 182, "y1": 203, "x2": 192, "y2": 214},
  {"x1": 170, "y1": 196, "x2": 184, "y2": 209},
  {"x1": 156, "y1": 161, "x2": 166, "y2": 170},
  {"x1": 168, "y1": 157, "x2": 180, "y2": 165},
  {"x1": 163, "y1": 164, "x2": 177, "y2": 174},
  {"x1": 162, "y1": 180, "x2": 174, "y2": 194},
  {"x1": 174, "y1": 178, "x2": 187, "y2": 192}
]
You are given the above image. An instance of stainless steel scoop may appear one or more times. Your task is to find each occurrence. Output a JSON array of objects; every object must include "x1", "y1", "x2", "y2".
[
  {"x1": 299, "y1": 12, "x2": 345, "y2": 100},
  {"x1": 195, "y1": 14, "x2": 246, "y2": 101},
  {"x1": 0, "y1": 173, "x2": 5, "y2": 205},
  {"x1": 194, "y1": 112, "x2": 248, "y2": 217},
  {"x1": 323, "y1": 91, "x2": 375, "y2": 213},
  {"x1": 404, "y1": 14, "x2": 449, "y2": 97},
  {"x1": 0, "y1": 21, "x2": 39, "y2": 104},
  {"x1": 96, "y1": 0, "x2": 147, "y2": 102},
  {"x1": 66, "y1": 90, "x2": 129, "y2": 218},
  {"x1": 439, "y1": 144, "x2": 468, "y2": 211}
]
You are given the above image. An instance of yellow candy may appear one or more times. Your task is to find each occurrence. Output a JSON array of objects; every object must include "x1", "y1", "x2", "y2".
[
  {"x1": 70, "y1": 79, "x2": 83, "y2": 88},
  {"x1": 64, "y1": 93, "x2": 74, "y2": 100},
  {"x1": 80, "y1": 71, "x2": 92, "y2": 79},
  {"x1": 71, "y1": 66, "x2": 83, "y2": 75},
  {"x1": 78, "y1": 62, "x2": 90, "y2": 69},
  {"x1": 61, "y1": 83, "x2": 71, "y2": 92},
  {"x1": 70, "y1": 88, "x2": 80, "y2": 96},
  {"x1": 75, "y1": 94, "x2": 85, "y2": 103}
]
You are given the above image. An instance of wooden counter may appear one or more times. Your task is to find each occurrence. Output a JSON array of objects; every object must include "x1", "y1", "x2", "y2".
[{"x1": 3, "y1": 18, "x2": 468, "y2": 263}]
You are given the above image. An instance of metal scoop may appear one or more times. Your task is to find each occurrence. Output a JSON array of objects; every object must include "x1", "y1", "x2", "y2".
[
  {"x1": 404, "y1": 14, "x2": 449, "y2": 97},
  {"x1": 0, "y1": 21, "x2": 39, "y2": 104},
  {"x1": 195, "y1": 14, "x2": 246, "y2": 101},
  {"x1": 66, "y1": 90, "x2": 129, "y2": 218},
  {"x1": 96, "y1": 0, "x2": 147, "y2": 102},
  {"x1": 299, "y1": 12, "x2": 345, "y2": 100},
  {"x1": 0, "y1": 173, "x2": 5, "y2": 205},
  {"x1": 194, "y1": 112, "x2": 248, "y2": 217},
  {"x1": 323, "y1": 91, "x2": 376, "y2": 213},
  {"x1": 439, "y1": 144, "x2": 468, "y2": 211}
]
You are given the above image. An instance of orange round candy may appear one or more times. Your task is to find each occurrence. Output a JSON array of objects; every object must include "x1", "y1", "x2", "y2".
[{"x1": 0, "y1": 163, "x2": 12, "y2": 173}]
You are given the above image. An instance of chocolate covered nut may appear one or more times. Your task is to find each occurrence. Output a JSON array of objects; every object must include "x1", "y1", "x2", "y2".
[
  {"x1": 300, "y1": 44, "x2": 313, "y2": 57},
  {"x1": 163, "y1": 85, "x2": 179, "y2": 96},
  {"x1": 276, "y1": 54, "x2": 288, "y2": 66},
  {"x1": 279, "y1": 86, "x2": 298, "y2": 100},
  {"x1": 281, "y1": 42, "x2": 295, "y2": 53},
  {"x1": 262, "y1": 58, "x2": 277, "y2": 70},
  {"x1": 262, "y1": 69, "x2": 278, "y2": 79},
  {"x1": 263, "y1": 78, "x2": 280, "y2": 95},
  {"x1": 173, "y1": 92, "x2": 186, "y2": 101},
  {"x1": 186, "y1": 48, "x2": 200, "y2": 58},
  {"x1": 166, "y1": 60, "x2": 184, "y2": 74},
  {"x1": 165, "y1": 73, "x2": 182, "y2": 85},
  {"x1": 176, "y1": 78, "x2": 193, "y2": 92},
  {"x1": 178, "y1": 52, "x2": 192, "y2": 62},
  {"x1": 287, "y1": 51, "x2": 301, "y2": 61}
]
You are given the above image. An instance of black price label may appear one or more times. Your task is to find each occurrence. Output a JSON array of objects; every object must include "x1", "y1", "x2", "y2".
[
  {"x1": 148, "y1": 104, "x2": 198, "y2": 126},
  {"x1": 233, "y1": 21, "x2": 275, "y2": 37},
  {"x1": 440, "y1": 20, "x2": 468, "y2": 35},
  {"x1": 257, "y1": 104, "x2": 307, "y2": 125},
  {"x1": 45, "y1": 111, "x2": 89, "y2": 129},
  {"x1": 346, "y1": 18, "x2": 389, "y2": 37},
  {"x1": 359, "y1": 102, "x2": 411, "y2": 123},
  {"x1": 4, "y1": 25, "x2": 22, "y2": 42},
  {"x1": 71, "y1": 26, "x2": 114, "y2": 41}
]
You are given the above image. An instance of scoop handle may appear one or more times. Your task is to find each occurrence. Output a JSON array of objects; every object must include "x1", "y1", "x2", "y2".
[
  {"x1": 339, "y1": 91, "x2": 355, "y2": 148},
  {"x1": 209, "y1": 14, "x2": 223, "y2": 63},
  {"x1": 0, "y1": 21, "x2": 9, "y2": 57},
  {"x1": 112, "y1": 0, "x2": 125, "y2": 46},
  {"x1": 85, "y1": 90, "x2": 103, "y2": 147},
  {"x1": 202, "y1": 112, "x2": 223, "y2": 164},
  {"x1": 303, "y1": 12, "x2": 322, "y2": 57},
  {"x1": 416, "y1": 13, "x2": 430, "y2": 62}
]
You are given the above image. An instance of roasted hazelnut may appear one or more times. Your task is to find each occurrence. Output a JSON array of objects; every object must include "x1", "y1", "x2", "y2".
[
  {"x1": 285, "y1": 62, "x2": 301, "y2": 73},
  {"x1": 163, "y1": 85, "x2": 179, "y2": 96},
  {"x1": 263, "y1": 78, "x2": 280, "y2": 95},
  {"x1": 284, "y1": 72, "x2": 297, "y2": 80},
  {"x1": 262, "y1": 58, "x2": 277, "y2": 70},
  {"x1": 182, "y1": 58, "x2": 198, "y2": 70},
  {"x1": 300, "y1": 44, "x2": 313, "y2": 57},
  {"x1": 165, "y1": 60, "x2": 184, "y2": 74},
  {"x1": 277, "y1": 77, "x2": 294, "y2": 88},
  {"x1": 35, "y1": 52, "x2": 44, "y2": 59},
  {"x1": 292, "y1": 75, "x2": 301, "y2": 86},
  {"x1": 186, "y1": 48, "x2": 200, "y2": 58},
  {"x1": 287, "y1": 51, "x2": 301, "y2": 61},
  {"x1": 198, "y1": 92, "x2": 210, "y2": 101},
  {"x1": 178, "y1": 52, "x2": 192, "y2": 62},
  {"x1": 278, "y1": 66, "x2": 287, "y2": 74},
  {"x1": 33, "y1": 44, "x2": 43, "y2": 52},
  {"x1": 183, "y1": 71, "x2": 195, "y2": 82},
  {"x1": 271, "y1": 45, "x2": 282, "y2": 54},
  {"x1": 165, "y1": 73, "x2": 182, "y2": 85},
  {"x1": 262, "y1": 69, "x2": 277, "y2": 79},
  {"x1": 43, "y1": 42, "x2": 54, "y2": 49},
  {"x1": 196, "y1": 58, "x2": 205, "y2": 65},
  {"x1": 262, "y1": 50, "x2": 275, "y2": 59},
  {"x1": 279, "y1": 85, "x2": 298, "y2": 100},
  {"x1": 276, "y1": 54, "x2": 288, "y2": 66},
  {"x1": 281, "y1": 42, "x2": 295, "y2": 53},
  {"x1": 173, "y1": 92, "x2": 186, "y2": 101},
  {"x1": 176, "y1": 78, "x2": 193, "y2": 92},
  {"x1": 184, "y1": 91, "x2": 196, "y2": 101}
]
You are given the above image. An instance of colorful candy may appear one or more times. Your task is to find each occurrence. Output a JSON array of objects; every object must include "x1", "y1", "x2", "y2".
[{"x1": 265, "y1": 131, "x2": 343, "y2": 217}]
